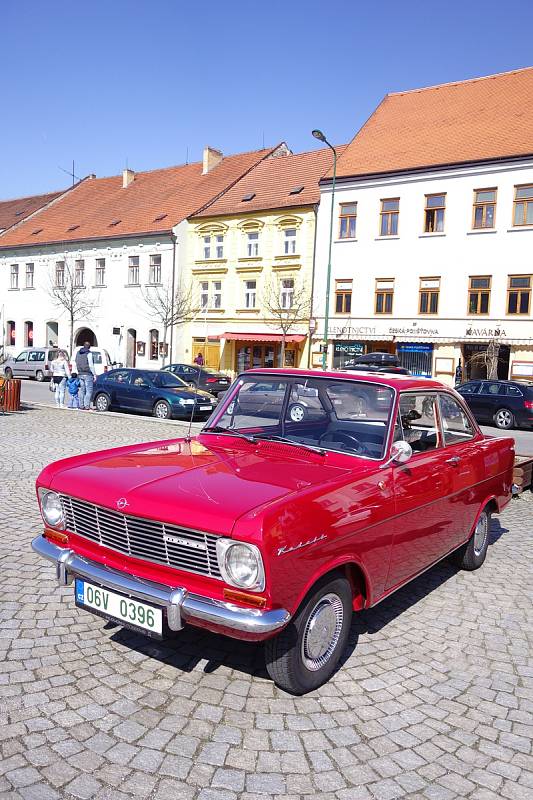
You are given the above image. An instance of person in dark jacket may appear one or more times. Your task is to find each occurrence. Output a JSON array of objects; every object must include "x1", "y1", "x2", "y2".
[
  {"x1": 66, "y1": 373, "x2": 81, "y2": 409},
  {"x1": 75, "y1": 342, "x2": 96, "y2": 410}
]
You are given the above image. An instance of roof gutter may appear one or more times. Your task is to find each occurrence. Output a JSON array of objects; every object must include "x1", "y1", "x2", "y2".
[{"x1": 0, "y1": 228, "x2": 173, "y2": 252}]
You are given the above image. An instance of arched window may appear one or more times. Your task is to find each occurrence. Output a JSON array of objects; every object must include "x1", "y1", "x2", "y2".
[
  {"x1": 150, "y1": 329, "x2": 159, "y2": 360},
  {"x1": 7, "y1": 321, "x2": 16, "y2": 347},
  {"x1": 24, "y1": 321, "x2": 34, "y2": 347}
]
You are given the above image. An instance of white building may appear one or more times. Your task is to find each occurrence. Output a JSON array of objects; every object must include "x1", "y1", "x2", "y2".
[
  {"x1": 313, "y1": 67, "x2": 533, "y2": 383},
  {"x1": 0, "y1": 146, "x2": 276, "y2": 367}
]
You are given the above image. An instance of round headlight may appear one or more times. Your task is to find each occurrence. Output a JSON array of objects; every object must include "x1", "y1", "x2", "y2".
[
  {"x1": 217, "y1": 539, "x2": 265, "y2": 591},
  {"x1": 39, "y1": 489, "x2": 65, "y2": 529}
]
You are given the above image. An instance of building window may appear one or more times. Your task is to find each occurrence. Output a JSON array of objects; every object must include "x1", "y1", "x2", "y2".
[
  {"x1": 203, "y1": 235, "x2": 224, "y2": 259},
  {"x1": 75, "y1": 259, "x2": 85, "y2": 287},
  {"x1": 128, "y1": 255, "x2": 139, "y2": 285},
  {"x1": 507, "y1": 275, "x2": 531, "y2": 315},
  {"x1": 7, "y1": 320, "x2": 16, "y2": 346},
  {"x1": 375, "y1": 279, "x2": 394, "y2": 314},
  {"x1": 419, "y1": 277, "x2": 440, "y2": 314},
  {"x1": 10, "y1": 264, "x2": 19, "y2": 289},
  {"x1": 247, "y1": 232, "x2": 259, "y2": 257},
  {"x1": 280, "y1": 278, "x2": 294, "y2": 309},
  {"x1": 212, "y1": 281, "x2": 222, "y2": 309},
  {"x1": 284, "y1": 228, "x2": 296, "y2": 255},
  {"x1": 335, "y1": 279, "x2": 352, "y2": 314},
  {"x1": 473, "y1": 189, "x2": 496, "y2": 229},
  {"x1": 380, "y1": 198, "x2": 399, "y2": 236},
  {"x1": 55, "y1": 261, "x2": 65, "y2": 287},
  {"x1": 339, "y1": 203, "x2": 357, "y2": 239},
  {"x1": 200, "y1": 281, "x2": 209, "y2": 309},
  {"x1": 25, "y1": 263, "x2": 34, "y2": 288},
  {"x1": 513, "y1": 185, "x2": 533, "y2": 226},
  {"x1": 244, "y1": 280, "x2": 257, "y2": 309},
  {"x1": 24, "y1": 321, "x2": 33, "y2": 347},
  {"x1": 424, "y1": 194, "x2": 446, "y2": 233},
  {"x1": 468, "y1": 276, "x2": 491, "y2": 315},
  {"x1": 149, "y1": 254, "x2": 161, "y2": 284},
  {"x1": 95, "y1": 258, "x2": 106, "y2": 286},
  {"x1": 149, "y1": 329, "x2": 159, "y2": 360}
]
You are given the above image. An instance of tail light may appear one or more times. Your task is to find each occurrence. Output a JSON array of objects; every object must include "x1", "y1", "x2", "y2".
[
  {"x1": 206, "y1": 377, "x2": 217, "y2": 383},
  {"x1": 44, "y1": 363, "x2": 49, "y2": 370},
  {"x1": 524, "y1": 400, "x2": 533, "y2": 411},
  {"x1": 104, "y1": 366, "x2": 108, "y2": 372}
]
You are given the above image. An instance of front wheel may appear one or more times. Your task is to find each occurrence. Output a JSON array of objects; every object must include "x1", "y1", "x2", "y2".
[
  {"x1": 452, "y1": 508, "x2": 491, "y2": 571},
  {"x1": 264, "y1": 574, "x2": 352, "y2": 695},
  {"x1": 494, "y1": 408, "x2": 514, "y2": 430},
  {"x1": 35, "y1": 370, "x2": 44, "y2": 382},
  {"x1": 288, "y1": 403, "x2": 307, "y2": 423},
  {"x1": 94, "y1": 393, "x2": 111, "y2": 412},
  {"x1": 153, "y1": 399, "x2": 171, "y2": 419}
]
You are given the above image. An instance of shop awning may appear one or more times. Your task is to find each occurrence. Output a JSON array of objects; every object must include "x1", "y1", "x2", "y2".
[{"x1": 218, "y1": 332, "x2": 307, "y2": 343}]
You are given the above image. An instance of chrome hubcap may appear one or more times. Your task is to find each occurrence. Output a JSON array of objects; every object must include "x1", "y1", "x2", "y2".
[
  {"x1": 291, "y1": 405, "x2": 304, "y2": 422},
  {"x1": 473, "y1": 513, "x2": 488, "y2": 556},
  {"x1": 497, "y1": 410, "x2": 512, "y2": 428},
  {"x1": 156, "y1": 404, "x2": 168, "y2": 418},
  {"x1": 301, "y1": 593, "x2": 344, "y2": 671}
]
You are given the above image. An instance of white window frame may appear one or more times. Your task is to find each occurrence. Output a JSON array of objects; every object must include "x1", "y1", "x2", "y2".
[
  {"x1": 244, "y1": 279, "x2": 257, "y2": 309},
  {"x1": 25, "y1": 263, "x2": 34, "y2": 289},
  {"x1": 55, "y1": 261, "x2": 65, "y2": 288},
  {"x1": 128, "y1": 255, "x2": 140, "y2": 285},
  {"x1": 10, "y1": 263, "x2": 19, "y2": 289},
  {"x1": 212, "y1": 281, "x2": 222, "y2": 309},
  {"x1": 280, "y1": 278, "x2": 294, "y2": 309},
  {"x1": 95, "y1": 258, "x2": 106, "y2": 286},
  {"x1": 75, "y1": 259, "x2": 85, "y2": 288},
  {"x1": 149, "y1": 254, "x2": 161, "y2": 284},
  {"x1": 284, "y1": 228, "x2": 297, "y2": 255},
  {"x1": 247, "y1": 232, "x2": 259, "y2": 257}
]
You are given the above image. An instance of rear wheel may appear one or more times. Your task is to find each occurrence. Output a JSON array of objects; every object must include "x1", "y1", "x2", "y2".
[
  {"x1": 452, "y1": 508, "x2": 491, "y2": 571},
  {"x1": 264, "y1": 574, "x2": 352, "y2": 695},
  {"x1": 95, "y1": 393, "x2": 111, "y2": 412},
  {"x1": 35, "y1": 370, "x2": 44, "y2": 382},
  {"x1": 4, "y1": 368, "x2": 13, "y2": 379},
  {"x1": 153, "y1": 399, "x2": 171, "y2": 419},
  {"x1": 494, "y1": 408, "x2": 514, "y2": 429},
  {"x1": 288, "y1": 403, "x2": 307, "y2": 423}
]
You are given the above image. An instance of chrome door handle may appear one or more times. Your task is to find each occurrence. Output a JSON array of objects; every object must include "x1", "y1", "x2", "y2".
[{"x1": 445, "y1": 456, "x2": 460, "y2": 466}]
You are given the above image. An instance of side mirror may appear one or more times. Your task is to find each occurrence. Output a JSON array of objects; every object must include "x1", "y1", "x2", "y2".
[{"x1": 380, "y1": 440, "x2": 413, "y2": 469}]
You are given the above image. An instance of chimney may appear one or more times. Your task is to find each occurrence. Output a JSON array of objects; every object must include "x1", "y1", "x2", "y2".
[
  {"x1": 122, "y1": 168, "x2": 135, "y2": 188},
  {"x1": 202, "y1": 146, "x2": 223, "y2": 175}
]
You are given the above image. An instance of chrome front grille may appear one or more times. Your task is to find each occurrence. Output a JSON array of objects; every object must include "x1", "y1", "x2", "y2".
[{"x1": 60, "y1": 495, "x2": 222, "y2": 579}]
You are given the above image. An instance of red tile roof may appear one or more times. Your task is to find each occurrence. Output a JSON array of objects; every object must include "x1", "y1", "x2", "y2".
[
  {"x1": 0, "y1": 190, "x2": 65, "y2": 232},
  {"x1": 332, "y1": 67, "x2": 533, "y2": 180},
  {"x1": 0, "y1": 147, "x2": 277, "y2": 248},
  {"x1": 193, "y1": 147, "x2": 346, "y2": 219}
]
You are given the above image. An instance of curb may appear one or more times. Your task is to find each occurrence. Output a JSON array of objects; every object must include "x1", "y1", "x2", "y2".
[{"x1": 20, "y1": 401, "x2": 203, "y2": 428}]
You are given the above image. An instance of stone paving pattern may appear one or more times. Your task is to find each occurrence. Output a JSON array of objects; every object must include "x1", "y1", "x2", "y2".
[{"x1": 1, "y1": 405, "x2": 532, "y2": 800}]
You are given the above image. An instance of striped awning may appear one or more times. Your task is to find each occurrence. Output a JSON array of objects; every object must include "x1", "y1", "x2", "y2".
[{"x1": 219, "y1": 332, "x2": 306, "y2": 343}]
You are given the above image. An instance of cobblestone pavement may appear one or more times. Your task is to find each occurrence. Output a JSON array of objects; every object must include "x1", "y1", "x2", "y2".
[{"x1": 1, "y1": 405, "x2": 532, "y2": 800}]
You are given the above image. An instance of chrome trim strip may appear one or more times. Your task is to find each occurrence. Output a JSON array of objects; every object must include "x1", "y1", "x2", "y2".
[{"x1": 32, "y1": 536, "x2": 290, "y2": 635}]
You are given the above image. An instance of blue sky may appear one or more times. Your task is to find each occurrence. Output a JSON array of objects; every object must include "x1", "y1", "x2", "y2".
[{"x1": 2, "y1": 0, "x2": 533, "y2": 199}]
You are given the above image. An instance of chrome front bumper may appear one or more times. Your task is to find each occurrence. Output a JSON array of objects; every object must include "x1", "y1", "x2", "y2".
[{"x1": 31, "y1": 535, "x2": 290, "y2": 636}]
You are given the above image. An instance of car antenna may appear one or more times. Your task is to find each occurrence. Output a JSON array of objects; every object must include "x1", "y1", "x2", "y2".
[{"x1": 185, "y1": 310, "x2": 209, "y2": 442}]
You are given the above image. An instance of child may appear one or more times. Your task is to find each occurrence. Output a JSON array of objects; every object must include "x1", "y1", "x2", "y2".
[{"x1": 66, "y1": 372, "x2": 81, "y2": 409}]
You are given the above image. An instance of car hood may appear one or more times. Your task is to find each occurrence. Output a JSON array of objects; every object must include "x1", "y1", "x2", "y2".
[
  {"x1": 162, "y1": 387, "x2": 213, "y2": 400},
  {"x1": 42, "y1": 437, "x2": 349, "y2": 535}
]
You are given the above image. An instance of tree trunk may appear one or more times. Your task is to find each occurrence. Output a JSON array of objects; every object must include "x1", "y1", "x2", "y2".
[
  {"x1": 162, "y1": 323, "x2": 168, "y2": 367},
  {"x1": 69, "y1": 311, "x2": 74, "y2": 358},
  {"x1": 280, "y1": 332, "x2": 286, "y2": 367},
  {"x1": 488, "y1": 341, "x2": 500, "y2": 379}
]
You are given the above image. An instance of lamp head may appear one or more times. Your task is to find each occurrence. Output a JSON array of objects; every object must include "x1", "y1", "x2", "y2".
[{"x1": 312, "y1": 129, "x2": 326, "y2": 142}]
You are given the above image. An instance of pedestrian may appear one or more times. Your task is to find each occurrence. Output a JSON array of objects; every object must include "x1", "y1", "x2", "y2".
[
  {"x1": 194, "y1": 352, "x2": 204, "y2": 366},
  {"x1": 51, "y1": 351, "x2": 71, "y2": 408},
  {"x1": 455, "y1": 358, "x2": 463, "y2": 386},
  {"x1": 75, "y1": 341, "x2": 97, "y2": 410},
  {"x1": 66, "y1": 372, "x2": 81, "y2": 410}
]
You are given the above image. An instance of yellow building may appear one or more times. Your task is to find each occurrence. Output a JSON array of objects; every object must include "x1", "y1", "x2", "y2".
[{"x1": 181, "y1": 148, "x2": 339, "y2": 375}]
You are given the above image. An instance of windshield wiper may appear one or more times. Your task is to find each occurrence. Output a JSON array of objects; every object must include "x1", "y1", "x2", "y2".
[
  {"x1": 202, "y1": 425, "x2": 256, "y2": 443},
  {"x1": 253, "y1": 433, "x2": 326, "y2": 456}
]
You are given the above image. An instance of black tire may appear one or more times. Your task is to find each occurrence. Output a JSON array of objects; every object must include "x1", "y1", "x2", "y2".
[
  {"x1": 35, "y1": 370, "x2": 44, "y2": 382},
  {"x1": 494, "y1": 408, "x2": 514, "y2": 430},
  {"x1": 153, "y1": 399, "x2": 171, "y2": 420},
  {"x1": 288, "y1": 403, "x2": 307, "y2": 423},
  {"x1": 452, "y1": 508, "x2": 491, "y2": 571},
  {"x1": 264, "y1": 573, "x2": 352, "y2": 695},
  {"x1": 94, "y1": 393, "x2": 111, "y2": 412},
  {"x1": 4, "y1": 368, "x2": 13, "y2": 379}
]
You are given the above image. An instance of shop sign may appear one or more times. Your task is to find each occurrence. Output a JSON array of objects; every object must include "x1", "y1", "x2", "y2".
[
  {"x1": 389, "y1": 325, "x2": 439, "y2": 336},
  {"x1": 397, "y1": 343, "x2": 433, "y2": 353},
  {"x1": 465, "y1": 327, "x2": 506, "y2": 337},
  {"x1": 328, "y1": 325, "x2": 377, "y2": 337},
  {"x1": 333, "y1": 341, "x2": 365, "y2": 357}
]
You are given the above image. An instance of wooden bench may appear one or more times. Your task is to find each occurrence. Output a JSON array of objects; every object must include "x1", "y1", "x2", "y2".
[{"x1": 513, "y1": 455, "x2": 533, "y2": 491}]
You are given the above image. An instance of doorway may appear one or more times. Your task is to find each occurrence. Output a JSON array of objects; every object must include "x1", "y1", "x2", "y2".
[
  {"x1": 127, "y1": 328, "x2": 137, "y2": 367},
  {"x1": 46, "y1": 321, "x2": 58, "y2": 347},
  {"x1": 463, "y1": 343, "x2": 510, "y2": 380},
  {"x1": 75, "y1": 327, "x2": 98, "y2": 347}
]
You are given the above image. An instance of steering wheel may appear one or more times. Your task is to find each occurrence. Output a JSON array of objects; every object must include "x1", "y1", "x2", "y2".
[{"x1": 318, "y1": 430, "x2": 369, "y2": 455}]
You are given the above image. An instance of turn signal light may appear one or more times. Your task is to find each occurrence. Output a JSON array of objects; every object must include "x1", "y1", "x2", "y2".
[
  {"x1": 524, "y1": 400, "x2": 533, "y2": 411},
  {"x1": 223, "y1": 588, "x2": 267, "y2": 608},
  {"x1": 44, "y1": 528, "x2": 69, "y2": 546}
]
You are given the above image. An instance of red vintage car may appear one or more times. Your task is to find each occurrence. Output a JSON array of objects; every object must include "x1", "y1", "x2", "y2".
[{"x1": 33, "y1": 370, "x2": 514, "y2": 694}]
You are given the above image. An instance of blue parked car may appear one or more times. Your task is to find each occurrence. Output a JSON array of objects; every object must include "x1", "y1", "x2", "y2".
[{"x1": 92, "y1": 368, "x2": 217, "y2": 420}]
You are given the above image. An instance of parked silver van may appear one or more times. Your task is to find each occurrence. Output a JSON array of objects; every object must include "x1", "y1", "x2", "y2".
[{"x1": 1, "y1": 347, "x2": 68, "y2": 381}]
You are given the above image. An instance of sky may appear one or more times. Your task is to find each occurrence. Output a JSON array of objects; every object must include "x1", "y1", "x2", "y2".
[{"x1": 1, "y1": 0, "x2": 533, "y2": 199}]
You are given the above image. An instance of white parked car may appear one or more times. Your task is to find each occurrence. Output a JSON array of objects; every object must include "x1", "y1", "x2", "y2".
[{"x1": 71, "y1": 347, "x2": 115, "y2": 376}]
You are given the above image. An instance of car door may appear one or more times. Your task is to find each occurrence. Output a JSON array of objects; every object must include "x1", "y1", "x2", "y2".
[
  {"x1": 125, "y1": 372, "x2": 156, "y2": 413},
  {"x1": 387, "y1": 392, "x2": 455, "y2": 590},
  {"x1": 478, "y1": 381, "x2": 504, "y2": 422},
  {"x1": 457, "y1": 382, "x2": 484, "y2": 420},
  {"x1": 112, "y1": 369, "x2": 136, "y2": 409},
  {"x1": 12, "y1": 351, "x2": 29, "y2": 377}
]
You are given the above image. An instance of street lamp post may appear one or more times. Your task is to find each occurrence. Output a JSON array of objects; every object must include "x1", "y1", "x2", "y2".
[{"x1": 312, "y1": 129, "x2": 337, "y2": 370}]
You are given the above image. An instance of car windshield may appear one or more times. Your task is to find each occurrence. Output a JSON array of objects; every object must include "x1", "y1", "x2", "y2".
[
  {"x1": 151, "y1": 372, "x2": 188, "y2": 388},
  {"x1": 209, "y1": 375, "x2": 395, "y2": 459}
]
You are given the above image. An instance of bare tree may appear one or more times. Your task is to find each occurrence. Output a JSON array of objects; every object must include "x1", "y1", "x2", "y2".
[
  {"x1": 262, "y1": 275, "x2": 312, "y2": 366},
  {"x1": 142, "y1": 282, "x2": 197, "y2": 365},
  {"x1": 466, "y1": 339, "x2": 501, "y2": 380},
  {"x1": 48, "y1": 255, "x2": 97, "y2": 356}
]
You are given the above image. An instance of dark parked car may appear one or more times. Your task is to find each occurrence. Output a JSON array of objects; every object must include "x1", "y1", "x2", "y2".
[
  {"x1": 457, "y1": 379, "x2": 533, "y2": 430},
  {"x1": 342, "y1": 352, "x2": 411, "y2": 376},
  {"x1": 92, "y1": 368, "x2": 217, "y2": 420},
  {"x1": 162, "y1": 363, "x2": 231, "y2": 396}
]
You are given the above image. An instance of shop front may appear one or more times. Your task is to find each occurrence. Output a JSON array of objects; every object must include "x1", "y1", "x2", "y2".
[
  {"x1": 218, "y1": 332, "x2": 307, "y2": 374},
  {"x1": 397, "y1": 343, "x2": 434, "y2": 378}
]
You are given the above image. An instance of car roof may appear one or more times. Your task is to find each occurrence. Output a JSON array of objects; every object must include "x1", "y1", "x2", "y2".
[{"x1": 244, "y1": 368, "x2": 446, "y2": 391}]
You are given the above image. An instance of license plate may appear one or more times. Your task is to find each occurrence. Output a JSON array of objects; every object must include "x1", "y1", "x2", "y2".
[
  {"x1": 200, "y1": 405, "x2": 212, "y2": 410},
  {"x1": 75, "y1": 579, "x2": 163, "y2": 635}
]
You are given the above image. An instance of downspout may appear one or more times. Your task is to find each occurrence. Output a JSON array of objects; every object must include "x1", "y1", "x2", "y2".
[
  {"x1": 307, "y1": 204, "x2": 319, "y2": 368},
  {"x1": 169, "y1": 232, "x2": 177, "y2": 364}
]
